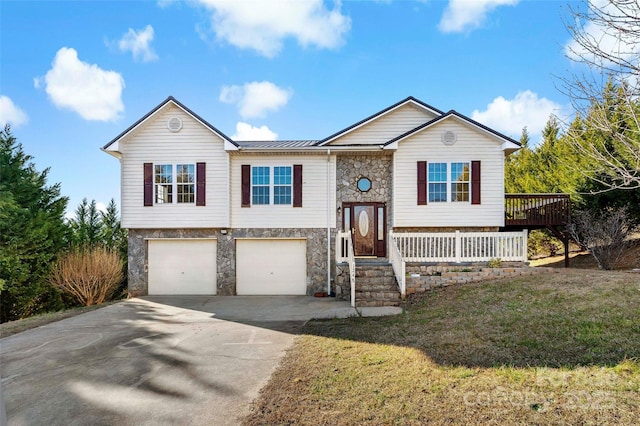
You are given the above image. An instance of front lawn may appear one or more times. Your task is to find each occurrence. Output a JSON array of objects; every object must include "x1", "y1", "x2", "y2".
[{"x1": 244, "y1": 269, "x2": 640, "y2": 425}]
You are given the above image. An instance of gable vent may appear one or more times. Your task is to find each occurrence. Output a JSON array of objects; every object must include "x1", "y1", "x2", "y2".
[
  {"x1": 441, "y1": 130, "x2": 457, "y2": 146},
  {"x1": 167, "y1": 117, "x2": 183, "y2": 132}
]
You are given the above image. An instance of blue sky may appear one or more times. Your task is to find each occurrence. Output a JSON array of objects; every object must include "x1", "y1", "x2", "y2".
[{"x1": 1, "y1": 0, "x2": 587, "y2": 216}]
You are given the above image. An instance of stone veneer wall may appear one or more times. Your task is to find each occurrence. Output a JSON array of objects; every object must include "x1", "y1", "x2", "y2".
[
  {"x1": 336, "y1": 154, "x2": 393, "y2": 232},
  {"x1": 128, "y1": 228, "x2": 329, "y2": 296}
]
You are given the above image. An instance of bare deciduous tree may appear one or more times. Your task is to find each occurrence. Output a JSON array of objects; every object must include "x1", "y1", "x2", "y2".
[
  {"x1": 561, "y1": 0, "x2": 640, "y2": 190},
  {"x1": 567, "y1": 205, "x2": 637, "y2": 269}
]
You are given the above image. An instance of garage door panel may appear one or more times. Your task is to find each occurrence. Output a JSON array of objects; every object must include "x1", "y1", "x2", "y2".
[
  {"x1": 236, "y1": 239, "x2": 306, "y2": 295},
  {"x1": 148, "y1": 240, "x2": 216, "y2": 295}
]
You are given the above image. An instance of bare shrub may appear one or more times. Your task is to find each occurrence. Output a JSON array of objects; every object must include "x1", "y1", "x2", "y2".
[
  {"x1": 49, "y1": 246, "x2": 124, "y2": 306},
  {"x1": 568, "y1": 206, "x2": 638, "y2": 270}
]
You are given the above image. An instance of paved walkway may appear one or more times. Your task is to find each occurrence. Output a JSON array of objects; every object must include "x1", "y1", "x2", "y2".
[{"x1": 1, "y1": 297, "x2": 400, "y2": 425}]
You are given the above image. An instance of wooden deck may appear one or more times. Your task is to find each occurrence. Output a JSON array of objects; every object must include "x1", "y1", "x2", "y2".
[
  {"x1": 504, "y1": 193, "x2": 572, "y2": 266},
  {"x1": 505, "y1": 194, "x2": 571, "y2": 227}
]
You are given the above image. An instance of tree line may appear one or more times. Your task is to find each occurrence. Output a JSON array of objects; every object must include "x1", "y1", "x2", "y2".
[{"x1": 1, "y1": 126, "x2": 127, "y2": 322}]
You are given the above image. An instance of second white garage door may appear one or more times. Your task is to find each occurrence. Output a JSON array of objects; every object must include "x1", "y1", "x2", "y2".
[
  {"x1": 148, "y1": 239, "x2": 217, "y2": 295},
  {"x1": 236, "y1": 239, "x2": 307, "y2": 295}
]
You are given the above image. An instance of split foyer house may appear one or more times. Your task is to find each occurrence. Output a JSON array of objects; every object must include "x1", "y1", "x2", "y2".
[{"x1": 103, "y1": 96, "x2": 568, "y2": 306}]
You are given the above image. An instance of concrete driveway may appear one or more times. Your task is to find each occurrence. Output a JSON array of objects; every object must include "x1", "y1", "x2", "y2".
[{"x1": 1, "y1": 296, "x2": 400, "y2": 425}]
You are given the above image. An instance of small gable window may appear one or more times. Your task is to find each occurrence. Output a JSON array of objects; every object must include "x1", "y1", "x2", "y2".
[{"x1": 357, "y1": 177, "x2": 371, "y2": 192}]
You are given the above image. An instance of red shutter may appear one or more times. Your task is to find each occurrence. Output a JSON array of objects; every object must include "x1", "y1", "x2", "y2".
[
  {"x1": 241, "y1": 164, "x2": 251, "y2": 207},
  {"x1": 417, "y1": 161, "x2": 427, "y2": 205},
  {"x1": 144, "y1": 163, "x2": 153, "y2": 206},
  {"x1": 196, "y1": 162, "x2": 206, "y2": 206},
  {"x1": 471, "y1": 160, "x2": 481, "y2": 205},
  {"x1": 293, "y1": 164, "x2": 303, "y2": 207}
]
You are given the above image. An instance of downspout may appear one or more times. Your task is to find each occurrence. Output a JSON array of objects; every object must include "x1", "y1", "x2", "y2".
[{"x1": 327, "y1": 148, "x2": 331, "y2": 295}]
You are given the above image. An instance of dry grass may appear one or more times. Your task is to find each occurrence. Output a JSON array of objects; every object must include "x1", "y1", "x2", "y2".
[
  {"x1": 244, "y1": 270, "x2": 640, "y2": 425},
  {"x1": 531, "y1": 238, "x2": 640, "y2": 270}
]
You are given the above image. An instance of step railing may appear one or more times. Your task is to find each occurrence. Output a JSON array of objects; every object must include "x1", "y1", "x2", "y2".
[
  {"x1": 336, "y1": 231, "x2": 356, "y2": 307},
  {"x1": 392, "y1": 230, "x2": 528, "y2": 263},
  {"x1": 388, "y1": 233, "x2": 406, "y2": 299}
]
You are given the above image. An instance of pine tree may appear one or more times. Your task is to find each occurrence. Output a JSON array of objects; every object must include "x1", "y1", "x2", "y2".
[
  {"x1": 0, "y1": 125, "x2": 68, "y2": 321},
  {"x1": 100, "y1": 198, "x2": 128, "y2": 261}
]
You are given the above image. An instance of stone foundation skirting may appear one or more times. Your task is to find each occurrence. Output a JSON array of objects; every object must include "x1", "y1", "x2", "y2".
[{"x1": 128, "y1": 228, "x2": 329, "y2": 297}]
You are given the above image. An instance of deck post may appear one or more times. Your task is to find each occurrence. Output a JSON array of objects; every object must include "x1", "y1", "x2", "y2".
[{"x1": 564, "y1": 233, "x2": 570, "y2": 268}]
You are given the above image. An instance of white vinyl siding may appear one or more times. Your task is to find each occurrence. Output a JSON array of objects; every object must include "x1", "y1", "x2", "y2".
[
  {"x1": 120, "y1": 105, "x2": 228, "y2": 228},
  {"x1": 394, "y1": 120, "x2": 505, "y2": 228},
  {"x1": 231, "y1": 154, "x2": 336, "y2": 228},
  {"x1": 328, "y1": 104, "x2": 438, "y2": 146}
]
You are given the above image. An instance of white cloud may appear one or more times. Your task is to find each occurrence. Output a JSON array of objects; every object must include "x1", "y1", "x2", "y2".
[
  {"x1": 220, "y1": 81, "x2": 292, "y2": 119},
  {"x1": 157, "y1": 0, "x2": 178, "y2": 8},
  {"x1": 39, "y1": 47, "x2": 125, "y2": 121},
  {"x1": 0, "y1": 96, "x2": 29, "y2": 127},
  {"x1": 564, "y1": 0, "x2": 640, "y2": 69},
  {"x1": 195, "y1": 0, "x2": 351, "y2": 57},
  {"x1": 231, "y1": 122, "x2": 278, "y2": 140},
  {"x1": 117, "y1": 25, "x2": 158, "y2": 62},
  {"x1": 439, "y1": 0, "x2": 518, "y2": 33},
  {"x1": 471, "y1": 90, "x2": 563, "y2": 139}
]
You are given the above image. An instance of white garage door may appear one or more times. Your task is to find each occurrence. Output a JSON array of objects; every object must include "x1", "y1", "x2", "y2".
[
  {"x1": 148, "y1": 239, "x2": 217, "y2": 295},
  {"x1": 236, "y1": 239, "x2": 307, "y2": 295}
]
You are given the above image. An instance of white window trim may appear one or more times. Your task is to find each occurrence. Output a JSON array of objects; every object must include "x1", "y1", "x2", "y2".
[
  {"x1": 427, "y1": 160, "x2": 471, "y2": 204},
  {"x1": 251, "y1": 165, "x2": 293, "y2": 206},
  {"x1": 154, "y1": 163, "x2": 196, "y2": 205}
]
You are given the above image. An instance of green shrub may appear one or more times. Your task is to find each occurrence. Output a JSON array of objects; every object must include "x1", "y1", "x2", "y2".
[{"x1": 487, "y1": 258, "x2": 502, "y2": 268}]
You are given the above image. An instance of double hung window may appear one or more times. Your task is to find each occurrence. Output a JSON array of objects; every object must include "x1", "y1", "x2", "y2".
[
  {"x1": 427, "y1": 162, "x2": 470, "y2": 203},
  {"x1": 251, "y1": 166, "x2": 292, "y2": 205},
  {"x1": 154, "y1": 164, "x2": 195, "y2": 204}
]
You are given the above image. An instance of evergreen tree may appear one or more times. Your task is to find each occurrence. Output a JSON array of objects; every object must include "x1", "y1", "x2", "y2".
[
  {"x1": 68, "y1": 198, "x2": 102, "y2": 247},
  {"x1": 99, "y1": 198, "x2": 128, "y2": 261},
  {"x1": 0, "y1": 125, "x2": 68, "y2": 322}
]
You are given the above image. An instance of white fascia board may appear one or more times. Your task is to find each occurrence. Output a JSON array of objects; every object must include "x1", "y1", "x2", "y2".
[
  {"x1": 501, "y1": 140, "x2": 522, "y2": 151},
  {"x1": 100, "y1": 147, "x2": 121, "y2": 159},
  {"x1": 383, "y1": 141, "x2": 398, "y2": 150},
  {"x1": 224, "y1": 140, "x2": 240, "y2": 151}
]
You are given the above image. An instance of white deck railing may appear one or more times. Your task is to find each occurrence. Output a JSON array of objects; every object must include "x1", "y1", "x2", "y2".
[
  {"x1": 336, "y1": 231, "x2": 356, "y2": 307},
  {"x1": 392, "y1": 230, "x2": 528, "y2": 263},
  {"x1": 388, "y1": 235, "x2": 406, "y2": 299}
]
